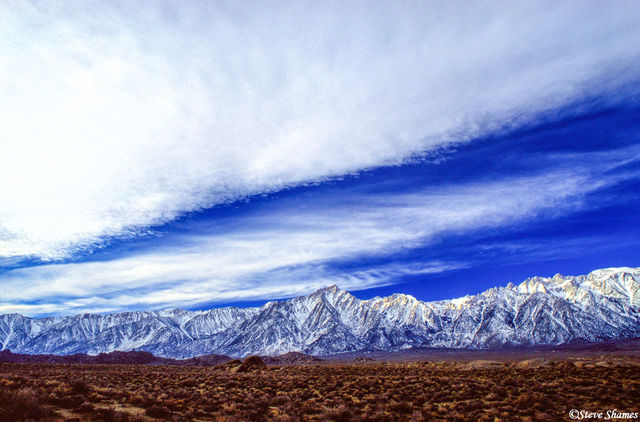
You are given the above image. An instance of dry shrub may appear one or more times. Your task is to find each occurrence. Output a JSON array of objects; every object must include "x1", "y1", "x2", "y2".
[
  {"x1": 270, "y1": 393, "x2": 291, "y2": 406},
  {"x1": 178, "y1": 377, "x2": 198, "y2": 388},
  {"x1": 325, "y1": 405, "x2": 356, "y2": 421},
  {"x1": 0, "y1": 387, "x2": 52, "y2": 420},
  {"x1": 98, "y1": 406, "x2": 130, "y2": 422},
  {"x1": 515, "y1": 392, "x2": 536, "y2": 410},
  {"x1": 389, "y1": 400, "x2": 412, "y2": 414},
  {"x1": 70, "y1": 378, "x2": 90, "y2": 394},
  {"x1": 146, "y1": 404, "x2": 173, "y2": 419},
  {"x1": 53, "y1": 392, "x2": 85, "y2": 409},
  {"x1": 127, "y1": 393, "x2": 146, "y2": 406},
  {"x1": 78, "y1": 401, "x2": 95, "y2": 413}
]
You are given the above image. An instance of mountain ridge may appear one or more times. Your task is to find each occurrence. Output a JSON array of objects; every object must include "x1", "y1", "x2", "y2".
[{"x1": 1, "y1": 267, "x2": 638, "y2": 358}]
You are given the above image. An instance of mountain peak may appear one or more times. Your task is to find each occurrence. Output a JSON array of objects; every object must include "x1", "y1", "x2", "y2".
[
  {"x1": 517, "y1": 278, "x2": 548, "y2": 294},
  {"x1": 304, "y1": 285, "x2": 344, "y2": 301},
  {"x1": 317, "y1": 284, "x2": 340, "y2": 293}
]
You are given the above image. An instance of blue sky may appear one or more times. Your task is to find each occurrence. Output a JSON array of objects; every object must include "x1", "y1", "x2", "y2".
[{"x1": 0, "y1": 2, "x2": 639, "y2": 316}]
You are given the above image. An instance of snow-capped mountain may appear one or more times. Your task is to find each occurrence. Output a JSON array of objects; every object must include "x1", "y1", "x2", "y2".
[{"x1": 1, "y1": 267, "x2": 639, "y2": 358}]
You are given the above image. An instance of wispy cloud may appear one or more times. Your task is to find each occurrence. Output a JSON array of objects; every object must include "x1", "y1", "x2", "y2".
[
  {"x1": 3, "y1": 141, "x2": 638, "y2": 316},
  {"x1": 1, "y1": 2, "x2": 639, "y2": 260}
]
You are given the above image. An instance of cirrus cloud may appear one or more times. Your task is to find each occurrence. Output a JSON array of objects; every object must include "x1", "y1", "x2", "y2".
[
  {"x1": 1, "y1": 2, "x2": 639, "y2": 260},
  {"x1": 3, "y1": 139, "x2": 639, "y2": 317}
]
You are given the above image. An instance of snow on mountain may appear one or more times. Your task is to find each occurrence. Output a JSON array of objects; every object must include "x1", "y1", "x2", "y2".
[{"x1": 1, "y1": 267, "x2": 639, "y2": 358}]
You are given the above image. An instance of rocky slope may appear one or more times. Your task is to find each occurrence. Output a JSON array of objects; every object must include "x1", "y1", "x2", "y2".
[{"x1": 1, "y1": 267, "x2": 638, "y2": 358}]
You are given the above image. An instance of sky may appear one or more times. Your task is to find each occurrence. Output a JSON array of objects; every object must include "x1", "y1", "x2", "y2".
[{"x1": 0, "y1": 1, "x2": 639, "y2": 317}]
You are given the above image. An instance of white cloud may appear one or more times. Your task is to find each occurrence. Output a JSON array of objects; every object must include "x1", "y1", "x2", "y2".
[
  {"x1": 0, "y1": 2, "x2": 639, "y2": 259},
  {"x1": 4, "y1": 151, "x2": 636, "y2": 316}
]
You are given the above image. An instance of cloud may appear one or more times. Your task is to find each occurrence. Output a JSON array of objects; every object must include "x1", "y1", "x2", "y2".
[
  {"x1": 4, "y1": 141, "x2": 638, "y2": 317},
  {"x1": 0, "y1": 2, "x2": 639, "y2": 260}
]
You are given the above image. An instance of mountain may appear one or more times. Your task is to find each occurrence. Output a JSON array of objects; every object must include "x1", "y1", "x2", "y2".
[
  {"x1": 1, "y1": 267, "x2": 638, "y2": 358},
  {"x1": 0, "y1": 349, "x2": 233, "y2": 366}
]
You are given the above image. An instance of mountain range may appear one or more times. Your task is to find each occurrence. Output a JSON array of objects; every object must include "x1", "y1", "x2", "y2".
[{"x1": 1, "y1": 267, "x2": 638, "y2": 358}]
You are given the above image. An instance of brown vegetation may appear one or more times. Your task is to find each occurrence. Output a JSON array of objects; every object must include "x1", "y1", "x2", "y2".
[
  {"x1": 262, "y1": 352, "x2": 323, "y2": 365},
  {"x1": 0, "y1": 350, "x2": 232, "y2": 367},
  {"x1": 0, "y1": 356, "x2": 638, "y2": 421}
]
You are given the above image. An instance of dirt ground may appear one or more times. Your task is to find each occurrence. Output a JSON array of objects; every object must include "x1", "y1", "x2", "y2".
[{"x1": 1, "y1": 353, "x2": 639, "y2": 421}]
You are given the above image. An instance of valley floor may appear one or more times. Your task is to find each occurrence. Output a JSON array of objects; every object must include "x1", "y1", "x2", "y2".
[{"x1": 1, "y1": 353, "x2": 639, "y2": 421}]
